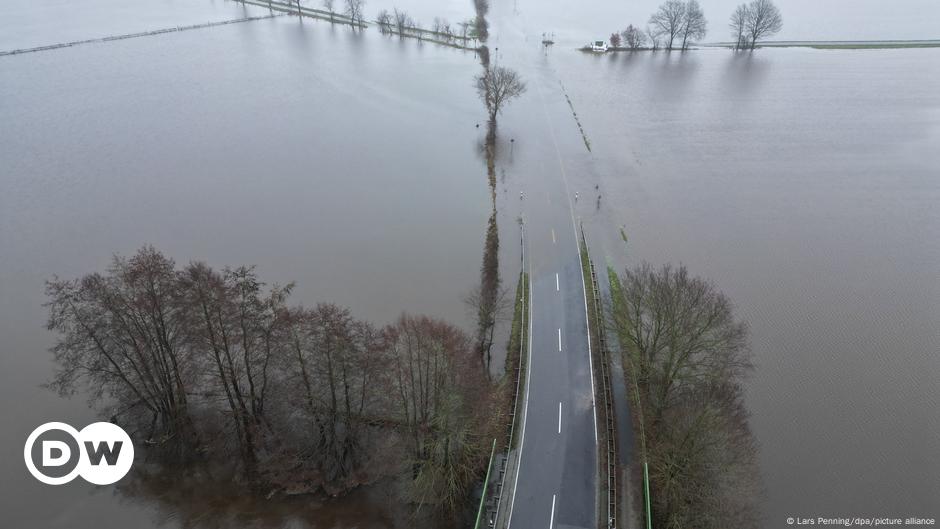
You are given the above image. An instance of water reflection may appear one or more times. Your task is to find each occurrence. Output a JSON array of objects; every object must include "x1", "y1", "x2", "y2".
[
  {"x1": 118, "y1": 467, "x2": 412, "y2": 529},
  {"x1": 721, "y1": 52, "x2": 771, "y2": 96},
  {"x1": 0, "y1": 8, "x2": 490, "y2": 528},
  {"x1": 549, "y1": 46, "x2": 940, "y2": 524}
]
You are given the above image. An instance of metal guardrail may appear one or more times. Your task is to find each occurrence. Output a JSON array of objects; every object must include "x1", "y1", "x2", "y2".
[{"x1": 581, "y1": 226, "x2": 618, "y2": 529}]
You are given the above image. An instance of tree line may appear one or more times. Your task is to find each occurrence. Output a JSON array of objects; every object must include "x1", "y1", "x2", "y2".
[
  {"x1": 264, "y1": 0, "x2": 485, "y2": 47},
  {"x1": 607, "y1": 0, "x2": 782, "y2": 51},
  {"x1": 45, "y1": 246, "x2": 500, "y2": 516},
  {"x1": 609, "y1": 264, "x2": 761, "y2": 528}
]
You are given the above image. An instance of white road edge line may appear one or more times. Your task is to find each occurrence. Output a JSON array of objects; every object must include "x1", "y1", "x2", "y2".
[
  {"x1": 557, "y1": 328, "x2": 562, "y2": 351},
  {"x1": 558, "y1": 402, "x2": 562, "y2": 433},
  {"x1": 549, "y1": 494, "x2": 556, "y2": 528},
  {"x1": 551, "y1": 228, "x2": 556, "y2": 244},
  {"x1": 533, "y1": 72, "x2": 600, "y2": 446},
  {"x1": 556, "y1": 273, "x2": 560, "y2": 291},
  {"x1": 506, "y1": 238, "x2": 534, "y2": 529}
]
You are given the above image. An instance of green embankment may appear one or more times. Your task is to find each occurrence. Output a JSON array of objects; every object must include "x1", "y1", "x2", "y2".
[
  {"x1": 505, "y1": 270, "x2": 529, "y2": 448},
  {"x1": 608, "y1": 266, "x2": 653, "y2": 529}
]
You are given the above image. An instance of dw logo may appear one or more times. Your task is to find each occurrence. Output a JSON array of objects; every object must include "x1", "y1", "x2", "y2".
[{"x1": 24, "y1": 422, "x2": 134, "y2": 485}]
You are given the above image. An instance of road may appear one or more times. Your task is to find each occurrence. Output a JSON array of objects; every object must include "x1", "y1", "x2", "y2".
[{"x1": 499, "y1": 41, "x2": 601, "y2": 529}]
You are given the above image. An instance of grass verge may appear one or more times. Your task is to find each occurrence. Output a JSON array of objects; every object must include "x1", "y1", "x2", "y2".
[
  {"x1": 504, "y1": 270, "x2": 529, "y2": 449},
  {"x1": 579, "y1": 231, "x2": 617, "y2": 529}
]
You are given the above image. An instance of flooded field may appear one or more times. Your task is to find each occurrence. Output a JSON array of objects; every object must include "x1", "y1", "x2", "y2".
[
  {"x1": 544, "y1": 46, "x2": 940, "y2": 524},
  {"x1": 2, "y1": 0, "x2": 939, "y2": 527},
  {"x1": 0, "y1": 2, "x2": 491, "y2": 527}
]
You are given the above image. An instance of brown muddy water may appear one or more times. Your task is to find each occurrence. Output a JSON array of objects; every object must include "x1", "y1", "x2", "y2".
[
  {"x1": 527, "y1": 41, "x2": 940, "y2": 527},
  {"x1": 0, "y1": 1, "x2": 494, "y2": 527},
  {"x1": 2, "y1": 0, "x2": 939, "y2": 528},
  {"x1": 479, "y1": 0, "x2": 939, "y2": 521}
]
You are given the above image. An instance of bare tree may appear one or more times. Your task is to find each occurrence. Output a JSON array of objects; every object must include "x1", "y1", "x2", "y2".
[
  {"x1": 730, "y1": 4, "x2": 750, "y2": 50},
  {"x1": 393, "y1": 8, "x2": 411, "y2": 37},
  {"x1": 609, "y1": 32, "x2": 622, "y2": 48},
  {"x1": 475, "y1": 65, "x2": 527, "y2": 124},
  {"x1": 384, "y1": 314, "x2": 496, "y2": 512},
  {"x1": 440, "y1": 19, "x2": 453, "y2": 40},
  {"x1": 376, "y1": 9, "x2": 392, "y2": 33},
  {"x1": 649, "y1": 0, "x2": 686, "y2": 50},
  {"x1": 622, "y1": 24, "x2": 647, "y2": 50},
  {"x1": 343, "y1": 0, "x2": 365, "y2": 28},
  {"x1": 458, "y1": 19, "x2": 473, "y2": 40},
  {"x1": 680, "y1": 0, "x2": 707, "y2": 50},
  {"x1": 322, "y1": 0, "x2": 334, "y2": 23},
  {"x1": 45, "y1": 247, "x2": 198, "y2": 453},
  {"x1": 465, "y1": 208, "x2": 511, "y2": 372},
  {"x1": 646, "y1": 25, "x2": 662, "y2": 50},
  {"x1": 283, "y1": 303, "x2": 380, "y2": 486},
  {"x1": 745, "y1": 0, "x2": 782, "y2": 50},
  {"x1": 44, "y1": 247, "x2": 500, "y2": 507},
  {"x1": 177, "y1": 263, "x2": 292, "y2": 476},
  {"x1": 608, "y1": 263, "x2": 760, "y2": 528}
]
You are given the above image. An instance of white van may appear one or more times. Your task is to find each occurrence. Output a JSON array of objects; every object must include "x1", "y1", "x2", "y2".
[{"x1": 591, "y1": 40, "x2": 609, "y2": 52}]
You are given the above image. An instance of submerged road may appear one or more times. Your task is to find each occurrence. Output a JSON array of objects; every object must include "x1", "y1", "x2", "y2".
[{"x1": 500, "y1": 33, "x2": 601, "y2": 528}]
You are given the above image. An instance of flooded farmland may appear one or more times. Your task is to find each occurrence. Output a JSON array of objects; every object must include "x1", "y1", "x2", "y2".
[{"x1": 2, "y1": 0, "x2": 939, "y2": 527}]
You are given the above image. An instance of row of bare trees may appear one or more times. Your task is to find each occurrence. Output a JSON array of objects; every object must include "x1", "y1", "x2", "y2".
[
  {"x1": 45, "y1": 247, "x2": 498, "y2": 513},
  {"x1": 608, "y1": 0, "x2": 781, "y2": 52},
  {"x1": 648, "y1": 0, "x2": 708, "y2": 50},
  {"x1": 606, "y1": 0, "x2": 706, "y2": 51},
  {"x1": 609, "y1": 264, "x2": 761, "y2": 528},
  {"x1": 310, "y1": 0, "x2": 364, "y2": 27},
  {"x1": 373, "y1": 8, "x2": 479, "y2": 45}
]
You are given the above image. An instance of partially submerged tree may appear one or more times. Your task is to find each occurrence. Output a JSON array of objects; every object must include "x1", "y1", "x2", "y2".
[
  {"x1": 466, "y1": 210, "x2": 510, "y2": 373},
  {"x1": 284, "y1": 303, "x2": 381, "y2": 486},
  {"x1": 608, "y1": 263, "x2": 760, "y2": 528},
  {"x1": 475, "y1": 65, "x2": 527, "y2": 124},
  {"x1": 622, "y1": 24, "x2": 647, "y2": 50},
  {"x1": 177, "y1": 263, "x2": 292, "y2": 477},
  {"x1": 393, "y1": 8, "x2": 412, "y2": 37},
  {"x1": 609, "y1": 32, "x2": 622, "y2": 48},
  {"x1": 45, "y1": 247, "x2": 499, "y2": 509},
  {"x1": 646, "y1": 25, "x2": 662, "y2": 50},
  {"x1": 376, "y1": 9, "x2": 392, "y2": 33},
  {"x1": 745, "y1": 0, "x2": 782, "y2": 50},
  {"x1": 45, "y1": 247, "x2": 198, "y2": 454},
  {"x1": 458, "y1": 19, "x2": 473, "y2": 40},
  {"x1": 729, "y1": 4, "x2": 750, "y2": 50},
  {"x1": 343, "y1": 0, "x2": 365, "y2": 28},
  {"x1": 384, "y1": 314, "x2": 495, "y2": 513},
  {"x1": 649, "y1": 0, "x2": 686, "y2": 50},
  {"x1": 679, "y1": 0, "x2": 707, "y2": 50},
  {"x1": 322, "y1": 0, "x2": 334, "y2": 23}
]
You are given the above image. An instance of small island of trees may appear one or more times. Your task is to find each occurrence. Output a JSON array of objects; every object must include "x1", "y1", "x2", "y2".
[
  {"x1": 45, "y1": 247, "x2": 503, "y2": 522},
  {"x1": 596, "y1": 0, "x2": 783, "y2": 52}
]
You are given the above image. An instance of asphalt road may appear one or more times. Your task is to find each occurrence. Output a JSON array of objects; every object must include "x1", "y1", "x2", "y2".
[{"x1": 503, "y1": 58, "x2": 600, "y2": 529}]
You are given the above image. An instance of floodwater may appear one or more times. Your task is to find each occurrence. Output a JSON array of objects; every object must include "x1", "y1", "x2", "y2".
[
  {"x1": 0, "y1": 1, "x2": 491, "y2": 527},
  {"x1": 2, "y1": 0, "x2": 939, "y2": 528},
  {"x1": 536, "y1": 42, "x2": 940, "y2": 526}
]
